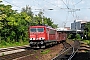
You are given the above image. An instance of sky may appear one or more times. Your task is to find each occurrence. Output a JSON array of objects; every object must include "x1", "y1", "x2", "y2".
[{"x1": 1, "y1": 0, "x2": 90, "y2": 28}]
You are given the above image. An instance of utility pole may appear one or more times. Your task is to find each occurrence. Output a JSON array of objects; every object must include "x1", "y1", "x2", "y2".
[
  {"x1": 63, "y1": 22, "x2": 66, "y2": 28},
  {"x1": 68, "y1": 9, "x2": 80, "y2": 18},
  {"x1": 34, "y1": 8, "x2": 53, "y2": 25},
  {"x1": 41, "y1": 9, "x2": 44, "y2": 24},
  {"x1": 68, "y1": 9, "x2": 80, "y2": 40}
]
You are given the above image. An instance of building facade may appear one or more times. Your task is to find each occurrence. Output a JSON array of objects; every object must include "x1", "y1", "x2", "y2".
[{"x1": 71, "y1": 20, "x2": 87, "y2": 31}]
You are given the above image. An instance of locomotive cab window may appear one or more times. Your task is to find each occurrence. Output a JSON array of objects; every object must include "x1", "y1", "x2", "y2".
[
  {"x1": 37, "y1": 28, "x2": 44, "y2": 32},
  {"x1": 30, "y1": 28, "x2": 44, "y2": 32},
  {"x1": 30, "y1": 28, "x2": 36, "y2": 32}
]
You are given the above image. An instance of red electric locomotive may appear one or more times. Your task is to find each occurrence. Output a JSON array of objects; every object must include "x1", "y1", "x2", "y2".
[{"x1": 28, "y1": 25, "x2": 67, "y2": 48}]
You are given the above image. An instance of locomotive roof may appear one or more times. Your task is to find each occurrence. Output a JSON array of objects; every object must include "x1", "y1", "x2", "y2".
[
  {"x1": 30, "y1": 25, "x2": 46, "y2": 28},
  {"x1": 30, "y1": 25, "x2": 56, "y2": 30}
]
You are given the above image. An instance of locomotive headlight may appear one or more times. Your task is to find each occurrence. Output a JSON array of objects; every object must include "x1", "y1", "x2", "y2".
[
  {"x1": 30, "y1": 38, "x2": 35, "y2": 40},
  {"x1": 39, "y1": 37, "x2": 45, "y2": 40},
  {"x1": 30, "y1": 38, "x2": 32, "y2": 40}
]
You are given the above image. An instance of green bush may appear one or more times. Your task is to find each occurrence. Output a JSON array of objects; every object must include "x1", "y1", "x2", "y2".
[
  {"x1": 83, "y1": 40, "x2": 90, "y2": 44},
  {"x1": 41, "y1": 49, "x2": 50, "y2": 54},
  {"x1": 88, "y1": 33, "x2": 90, "y2": 39},
  {"x1": 0, "y1": 40, "x2": 29, "y2": 48},
  {"x1": 76, "y1": 34, "x2": 81, "y2": 40},
  {"x1": 68, "y1": 34, "x2": 72, "y2": 39}
]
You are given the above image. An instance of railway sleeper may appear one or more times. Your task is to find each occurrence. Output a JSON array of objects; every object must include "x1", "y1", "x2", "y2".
[{"x1": 59, "y1": 57, "x2": 68, "y2": 60}]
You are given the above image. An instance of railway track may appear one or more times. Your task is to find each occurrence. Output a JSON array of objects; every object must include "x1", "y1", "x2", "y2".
[
  {"x1": 78, "y1": 41, "x2": 90, "y2": 52},
  {"x1": 0, "y1": 50, "x2": 36, "y2": 60},
  {"x1": 0, "y1": 40, "x2": 81, "y2": 60},
  {"x1": 0, "y1": 45, "x2": 45, "y2": 60},
  {"x1": 0, "y1": 45, "x2": 33, "y2": 60},
  {"x1": 52, "y1": 40, "x2": 80, "y2": 60},
  {"x1": 0, "y1": 45, "x2": 29, "y2": 56},
  {"x1": 71, "y1": 41, "x2": 90, "y2": 60}
]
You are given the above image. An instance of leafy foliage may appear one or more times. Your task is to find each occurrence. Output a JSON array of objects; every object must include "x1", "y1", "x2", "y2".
[
  {"x1": 75, "y1": 34, "x2": 81, "y2": 40},
  {"x1": 85, "y1": 22, "x2": 90, "y2": 39},
  {"x1": 0, "y1": 1, "x2": 58, "y2": 47},
  {"x1": 21, "y1": 6, "x2": 58, "y2": 28},
  {"x1": 0, "y1": 3, "x2": 31, "y2": 43}
]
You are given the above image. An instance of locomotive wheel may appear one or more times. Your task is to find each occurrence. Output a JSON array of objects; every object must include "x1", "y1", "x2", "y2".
[
  {"x1": 39, "y1": 44, "x2": 46, "y2": 48},
  {"x1": 41, "y1": 45, "x2": 45, "y2": 48},
  {"x1": 41, "y1": 44, "x2": 46, "y2": 48}
]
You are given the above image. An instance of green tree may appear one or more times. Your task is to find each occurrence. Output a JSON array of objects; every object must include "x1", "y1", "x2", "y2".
[
  {"x1": 0, "y1": 1, "x2": 58, "y2": 47},
  {"x1": 85, "y1": 22, "x2": 90, "y2": 39},
  {"x1": 21, "y1": 5, "x2": 33, "y2": 17},
  {"x1": 21, "y1": 5, "x2": 34, "y2": 25},
  {"x1": 34, "y1": 11, "x2": 58, "y2": 28},
  {"x1": 21, "y1": 6, "x2": 58, "y2": 28},
  {"x1": 76, "y1": 34, "x2": 81, "y2": 40},
  {"x1": 0, "y1": 4, "x2": 15, "y2": 41},
  {"x1": 0, "y1": 3, "x2": 31, "y2": 43}
]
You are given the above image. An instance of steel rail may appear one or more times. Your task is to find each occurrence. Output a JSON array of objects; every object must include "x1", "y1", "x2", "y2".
[
  {"x1": 52, "y1": 41, "x2": 73, "y2": 60},
  {"x1": 68, "y1": 40, "x2": 80, "y2": 60},
  {"x1": 52, "y1": 47, "x2": 73, "y2": 60},
  {"x1": 68, "y1": 47, "x2": 78, "y2": 60},
  {"x1": 52, "y1": 40, "x2": 80, "y2": 60}
]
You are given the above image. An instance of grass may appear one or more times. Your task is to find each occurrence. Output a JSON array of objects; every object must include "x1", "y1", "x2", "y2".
[
  {"x1": 41, "y1": 49, "x2": 50, "y2": 54},
  {"x1": 83, "y1": 40, "x2": 90, "y2": 45},
  {"x1": 34, "y1": 50, "x2": 37, "y2": 53},
  {"x1": 68, "y1": 39, "x2": 90, "y2": 45},
  {"x1": 50, "y1": 54, "x2": 52, "y2": 57},
  {"x1": 0, "y1": 41, "x2": 29, "y2": 48},
  {"x1": 35, "y1": 56, "x2": 39, "y2": 59}
]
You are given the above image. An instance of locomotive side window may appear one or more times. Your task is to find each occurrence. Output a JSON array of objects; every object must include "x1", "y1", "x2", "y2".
[
  {"x1": 30, "y1": 28, "x2": 36, "y2": 32},
  {"x1": 37, "y1": 28, "x2": 44, "y2": 32},
  {"x1": 46, "y1": 29, "x2": 48, "y2": 33},
  {"x1": 49, "y1": 29, "x2": 56, "y2": 34}
]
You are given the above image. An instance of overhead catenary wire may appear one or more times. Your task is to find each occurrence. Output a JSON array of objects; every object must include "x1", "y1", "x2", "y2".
[
  {"x1": 61, "y1": 0, "x2": 69, "y2": 9},
  {"x1": 62, "y1": 0, "x2": 79, "y2": 21},
  {"x1": 31, "y1": 0, "x2": 47, "y2": 15},
  {"x1": 3, "y1": 0, "x2": 90, "y2": 24},
  {"x1": 42, "y1": 0, "x2": 71, "y2": 27},
  {"x1": 61, "y1": 0, "x2": 72, "y2": 27},
  {"x1": 74, "y1": 0, "x2": 83, "y2": 6},
  {"x1": 43, "y1": 0, "x2": 69, "y2": 10},
  {"x1": 33, "y1": 0, "x2": 44, "y2": 9},
  {"x1": 2, "y1": 0, "x2": 90, "y2": 12},
  {"x1": 70, "y1": 0, "x2": 82, "y2": 20},
  {"x1": 43, "y1": 0, "x2": 61, "y2": 9},
  {"x1": 3, "y1": 0, "x2": 21, "y2": 8},
  {"x1": 43, "y1": 0, "x2": 71, "y2": 27}
]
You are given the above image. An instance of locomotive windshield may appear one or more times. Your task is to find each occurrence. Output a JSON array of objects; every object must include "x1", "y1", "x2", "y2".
[
  {"x1": 30, "y1": 28, "x2": 44, "y2": 32},
  {"x1": 37, "y1": 28, "x2": 44, "y2": 32},
  {"x1": 30, "y1": 28, "x2": 36, "y2": 32}
]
